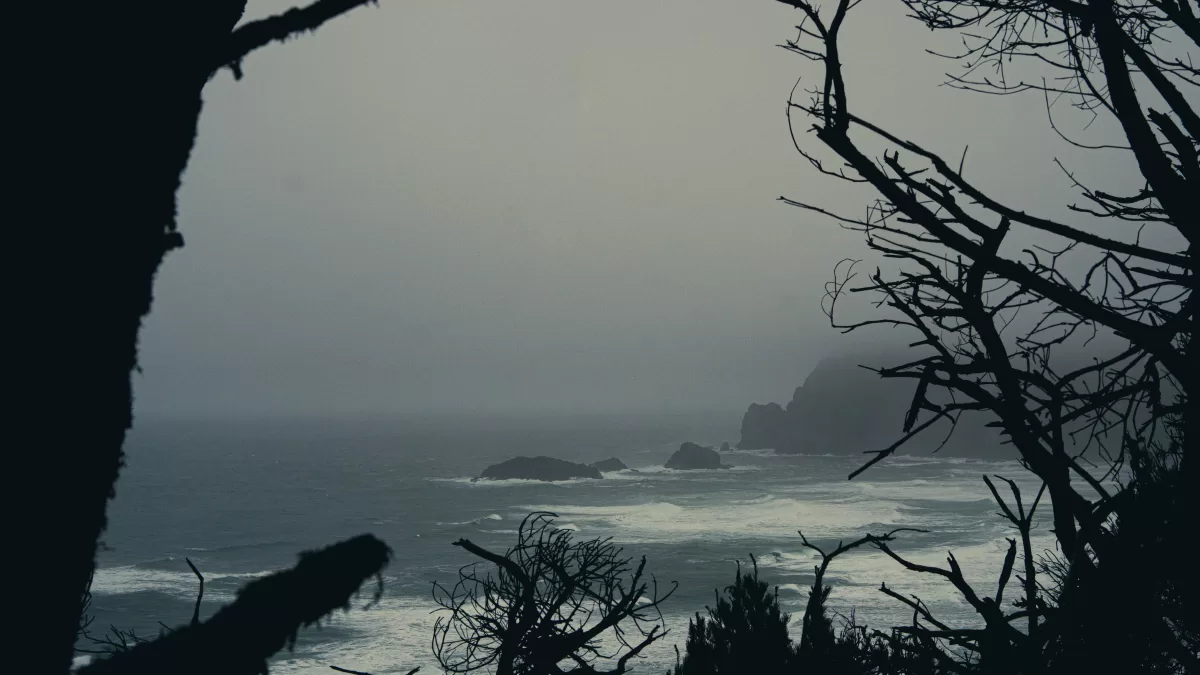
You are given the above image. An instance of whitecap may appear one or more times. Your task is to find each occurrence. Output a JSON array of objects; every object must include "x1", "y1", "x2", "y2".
[
  {"x1": 719, "y1": 447, "x2": 778, "y2": 457},
  {"x1": 515, "y1": 497, "x2": 914, "y2": 544},
  {"x1": 263, "y1": 595, "x2": 689, "y2": 675},
  {"x1": 603, "y1": 465, "x2": 762, "y2": 478},
  {"x1": 753, "y1": 528, "x2": 1060, "y2": 631},
  {"x1": 89, "y1": 566, "x2": 272, "y2": 601},
  {"x1": 428, "y1": 476, "x2": 598, "y2": 487},
  {"x1": 731, "y1": 494, "x2": 776, "y2": 505}
]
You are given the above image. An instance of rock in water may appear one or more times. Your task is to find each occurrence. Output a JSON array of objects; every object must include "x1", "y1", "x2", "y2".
[
  {"x1": 719, "y1": 441, "x2": 732, "y2": 453},
  {"x1": 479, "y1": 456, "x2": 602, "y2": 482},
  {"x1": 738, "y1": 402, "x2": 789, "y2": 450},
  {"x1": 590, "y1": 457, "x2": 628, "y2": 472},
  {"x1": 665, "y1": 442, "x2": 727, "y2": 470}
]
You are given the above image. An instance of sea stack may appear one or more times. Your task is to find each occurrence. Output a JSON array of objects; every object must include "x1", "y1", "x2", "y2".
[
  {"x1": 590, "y1": 457, "x2": 629, "y2": 472},
  {"x1": 665, "y1": 442, "x2": 727, "y2": 470},
  {"x1": 479, "y1": 456, "x2": 602, "y2": 482}
]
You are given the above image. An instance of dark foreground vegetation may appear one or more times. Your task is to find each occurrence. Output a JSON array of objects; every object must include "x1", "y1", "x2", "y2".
[
  {"x1": 15, "y1": 2, "x2": 392, "y2": 673},
  {"x1": 768, "y1": 0, "x2": 1196, "y2": 671},
  {"x1": 22, "y1": 0, "x2": 1193, "y2": 673}
]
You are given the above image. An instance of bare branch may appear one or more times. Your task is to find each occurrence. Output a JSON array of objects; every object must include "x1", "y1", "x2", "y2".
[{"x1": 212, "y1": 0, "x2": 379, "y2": 80}]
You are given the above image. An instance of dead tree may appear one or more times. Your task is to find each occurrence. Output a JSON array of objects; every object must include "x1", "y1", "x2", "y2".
[
  {"x1": 777, "y1": 0, "x2": 1195, "y2": 671},
  {"x1": 76, "y1": 557, "x2": 205, "y2": 657},
  {"x1": 11, "y1": 3, "x2": 380, "y2": 672},
  {"x1": 432, "y1": 512, "x2": 676, "y2": 675},
  {"x1": 796, "y1": 528, "x2": 926, "y2": 660},
  {"x1": 79, "y1": 534, "x2": 392, "y2": 675},
  {"x1": 860, "y1": 479, "x2": 1048, "y2": 674}
]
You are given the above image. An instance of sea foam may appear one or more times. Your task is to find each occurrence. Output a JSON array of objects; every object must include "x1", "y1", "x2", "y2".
[{"x1": 516, "y1": 497, "x2": 915, "y2": 544}]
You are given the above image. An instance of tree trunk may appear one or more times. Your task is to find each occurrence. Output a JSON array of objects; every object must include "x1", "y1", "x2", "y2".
[
  {"x1": 17, "y1": 137, "x2": 196, "y2": 672},
  {"x1": 13, "y1": 5, "x2": 223, "y2": 671},
  {"x1": 10, "y1": 2, "x2": 386, "y2": 670}
]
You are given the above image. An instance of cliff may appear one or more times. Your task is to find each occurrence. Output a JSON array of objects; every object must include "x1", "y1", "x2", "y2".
[{"x1": 738, "y1": 353, "x2": 1006, "y2": 458}]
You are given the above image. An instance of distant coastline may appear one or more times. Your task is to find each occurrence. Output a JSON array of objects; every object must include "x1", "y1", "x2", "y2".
[{"x1": 736, "y1": 352, "x2": 1009, "y2": 459}]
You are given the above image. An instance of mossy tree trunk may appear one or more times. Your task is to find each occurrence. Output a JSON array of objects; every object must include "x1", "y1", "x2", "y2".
[{"x1": 12, "y1": 3, "x2": 374, "y2": 671}]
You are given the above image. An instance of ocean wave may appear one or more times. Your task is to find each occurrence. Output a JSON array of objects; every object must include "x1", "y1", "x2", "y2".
[
  {"x1": 130, "y1": 555, "x2": 185, "y2": 567},
  {"x1": 89, "y1": 565, "x2": 273, "y2": 600},
  {"x1": 436, "y1": 513, "x2": 505, "y2": 527},
  {"x1": 719, "y1": 447, "x2": 779, "y2": 457},
  {"x1": 429, "y1": 465, "x2": 761, "y2": 487},
  {"x1": 887, "y1": 455, "x2": 1024, "y2": 470},
  {"x1": 778, "y1": 470, "x2": 1046, "y2": 512},
  {"x1": 172, "y1": 539, "x2": 299, "y2": 555},
  {"x1": 264, "y1": 596, "x2": 444, "y2": 675},
  {"x1": 226, "y1": 533, "x2": 1020, "y2": 674},
  {"x1": 806, "y1": 478, "x2": 997, "y2": 504},
  {"x1": 600, "y1": 465, "x2": 762, "y2": 480},
  {"x1": 594, "y1": 468, "x2": 645, "y2": 480},
  {"x1": 263, "y1": 595, "x2": 690, "y2": 675},
  {"x1": 730, "y1": 493, "x2": 776, "y2": 505},
  {"x1": 261, "y1": 590, "x2": 986, "y2": 675},
  {"x1": 754, "y1": 528, "x2": 1059, "y2": 622},
  {"x1": 428, "y1": 477, "x2": 599, "y2": 487},
  {"x1": 514, "y1": 497, "x2": 915, "y2": 544}
]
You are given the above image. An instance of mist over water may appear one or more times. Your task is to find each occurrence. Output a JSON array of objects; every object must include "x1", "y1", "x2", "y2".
[{"x1": 87, "y1": 415, "x2": 1050, "y2": 674}]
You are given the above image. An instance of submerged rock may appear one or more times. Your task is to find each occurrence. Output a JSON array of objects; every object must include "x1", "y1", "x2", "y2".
[
  {"x1": 590, "y1": 457, "x2": 629, "y2": 472},
  {"x1": 720, "y1": 441, "x2": 732, "y2": 453},
  {"x1": 479, "y1": 456, "x2": 602, "y2": 482},
  {"x1": 665, "y1": 442, "x2": 728, "y2": 470}
]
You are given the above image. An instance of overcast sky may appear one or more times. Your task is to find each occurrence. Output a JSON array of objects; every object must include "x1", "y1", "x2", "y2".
[{"x1": 133, "y1": 0, "x2": 1146, "y2": 418}]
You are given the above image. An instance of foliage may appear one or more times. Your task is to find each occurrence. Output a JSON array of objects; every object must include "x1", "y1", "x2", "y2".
[
  {"x1": 672, "y1": 557, "x2": 793, "y2": 675},
  {"x1": 672, "y1": 546, "x2": 955, "y2": 675}
]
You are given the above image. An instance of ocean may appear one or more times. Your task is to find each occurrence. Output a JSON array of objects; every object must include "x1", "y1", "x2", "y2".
[{"x1": 83, "y1": 413, "x2": 1053, "y2": 674}]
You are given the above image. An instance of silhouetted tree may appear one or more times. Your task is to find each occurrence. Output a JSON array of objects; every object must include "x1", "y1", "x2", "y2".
[
  {"x1": 12, "y1": 2, "x2": 381, "y2": 672},
  {"x1": 1038, "y1": 407, "x2": 1195, "y2": 674},
  {"x1": 796, "y1": 529, "x2": 924, "y2": 672},
  {"x1": 672, "y1": 556, "x2": 793, "y2": 675},
  {"x1": 79, "y1": 534, "x2": 392, "y2": 675},
  {"x1": 672, "y1": 533, "x2": 944, "y2": 675},
  {"x1": 76, "y1": 558, "x2": 204, "y2": 657},
  {"x1": 433, "y1": 512, "x2": 676, "y2": 675},
  {"x1": 831, "y1": 620, "x2": 943, "y2": 675},
  {"x1": 778, "y1": 0, "x2": 1195, "y2": 672}
]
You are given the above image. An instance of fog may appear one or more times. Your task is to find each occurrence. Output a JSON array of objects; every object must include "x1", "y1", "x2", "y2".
[{"x1": 133, "y1": 0, "x2": 1144, "y2": 418}]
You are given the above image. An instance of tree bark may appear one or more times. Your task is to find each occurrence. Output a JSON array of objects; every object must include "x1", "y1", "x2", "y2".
[
  {"x1": 12, "y1": 5, "x2": 237, "y2": 671},
  {"x1": 10, "y1": 3, "x2": 382, "y2": 671}
]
